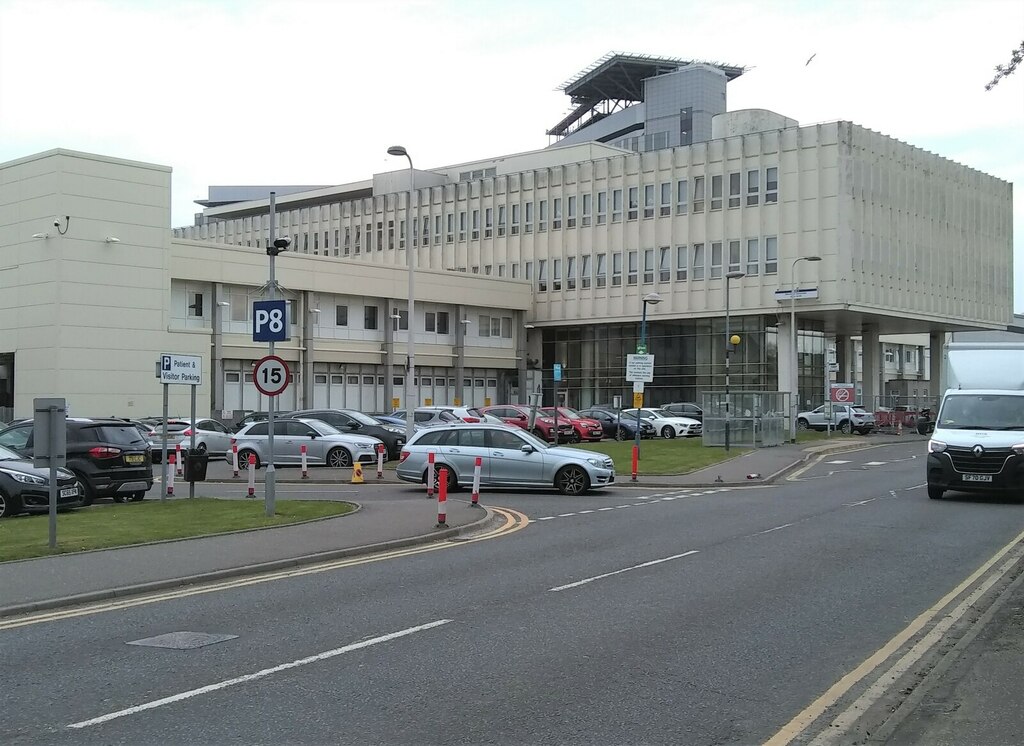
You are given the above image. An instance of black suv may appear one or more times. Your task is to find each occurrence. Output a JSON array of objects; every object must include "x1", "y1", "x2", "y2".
[
  {"x1": 284, "y1": 408, "x2": 405, "y2": 460},
  {"x1": 0, "y1": 418, "x2": 154, "y2": 505}
]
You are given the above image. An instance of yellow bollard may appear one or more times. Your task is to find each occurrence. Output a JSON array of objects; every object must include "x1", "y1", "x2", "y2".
[{"x1": 351, "y1": 462, "x2": 364, "y2": 484}]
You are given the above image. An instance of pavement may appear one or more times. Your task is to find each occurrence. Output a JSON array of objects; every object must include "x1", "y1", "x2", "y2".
[{"x1": 3, "y1": 429, "x2": 1019, "y2": 745}]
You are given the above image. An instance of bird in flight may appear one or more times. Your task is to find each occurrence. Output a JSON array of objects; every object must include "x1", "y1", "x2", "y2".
[{"x1": 805, "y1": 53, "x2": 816, "y2": 66}]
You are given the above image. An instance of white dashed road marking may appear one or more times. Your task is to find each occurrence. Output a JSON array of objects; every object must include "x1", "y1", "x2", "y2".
[
  {"x1": 531, "y1": 489, "x2": 730, "y2": 522},
  {"x1": 826, "y1": 460, "x2": 852, "y2": 465},
  {"x1": 863, "y1": 461, "x2": 887, "y2": 466}
]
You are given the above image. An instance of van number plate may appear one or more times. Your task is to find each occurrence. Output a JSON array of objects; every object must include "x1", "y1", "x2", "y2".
[{"x1": 962, "y1": 474, "x2": 993, "y2": 483}]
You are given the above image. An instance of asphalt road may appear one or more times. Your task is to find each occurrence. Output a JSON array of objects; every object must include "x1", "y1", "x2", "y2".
[{"x1": 5, "y1": 441, "x2": 1024, "y2": 745}]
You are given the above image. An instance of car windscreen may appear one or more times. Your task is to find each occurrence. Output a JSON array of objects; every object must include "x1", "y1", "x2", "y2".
[
  {"x1": 304, "y1": 420, "x2": 342, "y2": 435},
  {"x1": 82, "y1": 425, "x2": 149, "y2": 446},
  {"x1": 937, "y1": 394, "x2": 1024, "y2": 430},
  {"x1": 517, "y1": 428, "x2": 551, "y2": 449},
  {"x1": 344, "y1": 410, "x2": 380, "y2": 426},
  {"x1": 650, "y1": 409, "x2": 675, "y2": 418},
  {"x1": 0, "y1": 444, "x2": 25, "y2": 460},
  {"x1": 152, "y1": 422, "x2": 190, "y2": 433}
]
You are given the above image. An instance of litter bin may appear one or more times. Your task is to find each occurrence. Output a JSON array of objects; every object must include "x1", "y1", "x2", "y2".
[{"x1": 182, "y1": 448, "x2": 209, "y2": 482}]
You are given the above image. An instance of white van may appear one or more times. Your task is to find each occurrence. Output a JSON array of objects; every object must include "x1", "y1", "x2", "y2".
[{"x1": 926, "y1": 389, "x2": 1024, "y2": 500}]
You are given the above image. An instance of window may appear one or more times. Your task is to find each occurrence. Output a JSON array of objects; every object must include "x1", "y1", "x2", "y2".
[
  {"x1": 612, "y1": 189, "x2": 622, "y2": 222},
  {"x1": 552, "y1": 258, "x2": 561, "y2": 291},
  {"x1": 187, "y1": 292, "x2": 203, "y2": 317},
  {"x1": 660, "y1": 183, "x2": 672, "y2": 216},
  {"x1": 437, "y1": 311, "x2": 449, "y2": 334},
  {"x1": 692, "y1": 243, "x2": 705, "y2": 280},
  {"x1": 446, "y1": 213, "x2": 454, "y2": 243},
  {"x1": 484, "y1": 207, "x2": 492, "y2": 238},
  {"x1": 395, "y1": 220, "x2": 401, "y2": 250},
  {"x1": 765, "y1": 167, "x2": 779, "y2": 204},
  {"x1": 677, "y1": 179, "x2": 688, "y2": 215},
  {"x1": 335, "y1": 305, "x2": 348, "y2": 326},
  {"x1": 491, "y1": 317, "x2": 502, "y2": 337},
  {"x1": 501, "y1": 317, "x2": 512, "y2": 338},
  {"x1": 596, "y1": 253, "x2": 607, "y2": 288},
  {"x1": 746, "y1": 238, "x2": 760, "y2": 276},
  {"x1": 434, "y1": 215, "x2": 441, "y2": 245},
  {"x1": 525, "y1": 261, "x2": 532, "y2": 279},
  {"x1": 479, "y1": 315, "x2": 490, "y2": 337},
  {"x1": 765, "y1": 236, "x2": 778, "y2": 274},
  {"x1": 628, "y1": 187, "x2": 639, "y2": 220},
  {"x1": 710, "y1": 242, "x2": 723, "y2": 279},
  {"x1": 539, "y1": 200, "x2": 547, "y2": 232},
  {"x1": 525, "y1": 201, "x2": 533, "y2": 233},
  {"x1": 497, "y1": 205, "x2": 506, "y2": 236},
  {"x1": 511, "y1": 204, "x2": 520, "y2": 235},
  {"x1": 376, "y1": 222, "x2": 382, "y2": 251},
  {"x1": 597, "y1": 191, "x2": 607, "y2": 224},
  {"x1": 354, "y1": 225, "x2": 362, "y2": 253},
  {"x1": 425, "y1": 312, "x2": 436, "y2": 332},
  {"x1": 643, "y1": 249, "x2": 655, "y2": 284},
  {"x1": 612, "y1": 252, "x2": 623, "y2": 286},
  {"x1": 581, "y1": 194, "x2": 591, "y2": 226},
  {"x1": 538, "y1": 259, "x2": 547, "y2": 292},
  {"x1": 484, "y1": 265, "x2": 492, "y2": 275},
  {"x1": 627, "y1": 250, "x2": 638, "y2": 285},
  {"x1": 553, "y1": 198, "x2": 562, "y2": 229},
  {"x1": 472, "y1": 209, "x2": 479, "y2": 240},
  {"x1": 344, "y1": 227, "x2": 351, "y2": 255},
  {"x1": 567, "y1": 196, "x2": 576, "y2": 228},
  {"x1": 728, "y1": 240, "x2": 741, "y2": 274},
  {"x1": 659, "y1": 247, "x2": 671, "y2": 282},
  {"x1": 459, "y1": 211, "x2": 467, "y2": 241},
  {"x1": 884, "y1": 348, "x2": 895, "y2": 364},
  {"x1": 711, "y1": 175, "x2": 723, "y2": 210},
  {"x1": 581, "y1": 255, "x2": 591, "y2": 289},
  {"x1": 394, "y1": 309, "x2": 409, "y2": 330},
  {"x1": 747, "y1": 170, "x2": 760, "y2": 206},
  {"x1": 729, "y1": 172, "x2": 741, "y2": 208},
  {"x1": 643, "y1": 185, "x2": 655, "y2": 218},
  {"x1": 364, "y1": 305, "x2": 379, "y2": 330},
  {"x1": 511, "y1": 263, "x2": 519, "y2": 278},
  {"x1": 567, "y1": 256, "x2": 576, "y2": 290},
  {"x1": 422, "y1": 215, "x2": 429, "y2": 246},
  {"x1": 676, "y1": 245, "x2": 688, "y2": 281},
  {"x1": 693, "y1": 176, "x2": 705, "y2": 213}
]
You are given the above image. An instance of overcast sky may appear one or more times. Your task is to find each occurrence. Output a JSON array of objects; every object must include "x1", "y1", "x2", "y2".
[{"x1": 2, "y1": 0, "x2": 1022, "y2": 308}]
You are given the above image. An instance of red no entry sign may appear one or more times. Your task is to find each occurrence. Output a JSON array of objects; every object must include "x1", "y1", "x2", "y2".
[{"x1": 830, "y1": 383, "x2": 855, "y2": 403}]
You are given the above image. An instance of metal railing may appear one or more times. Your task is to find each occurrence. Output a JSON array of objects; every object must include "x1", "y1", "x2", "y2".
[{"x1": 700, "y1": 391, "x2": 791, "y2": 448}]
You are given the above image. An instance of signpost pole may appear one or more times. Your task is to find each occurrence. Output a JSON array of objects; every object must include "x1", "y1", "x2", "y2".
[
  {"x1": 47, "y1": 405, "x2": 58, "y2": 549},
  {"x1": 161, "y1": 382, "x2": 168, "y2": 503},
  {"x1": 266, "y1": 192, "x2": 278, "y2": 518},
  {"x1": 189, "y1": 383, "x2": 197, "y2": 499}
]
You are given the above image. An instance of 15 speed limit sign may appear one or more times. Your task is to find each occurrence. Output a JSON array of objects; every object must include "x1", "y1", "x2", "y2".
[{"x1": 253, "y1": 355, "x2": 290, "y2": 397}]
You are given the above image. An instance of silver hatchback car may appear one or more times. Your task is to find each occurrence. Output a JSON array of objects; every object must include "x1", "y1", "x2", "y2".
[
  {"x1": 396, "y1": 423, "x2": 615, "y2": 495},
  {"x1": 233, "y1": 418, "x2": 382, "y2": 469}
]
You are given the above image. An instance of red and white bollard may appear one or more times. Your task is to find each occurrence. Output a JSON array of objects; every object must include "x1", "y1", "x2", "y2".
[
  {"x1": 232, "y1": 442, "x2": 239, "y2": 478},
  {"x1": 300, "y1": 444, "x2": 309, "y2": 479},
  {"x1": 175, "y1": 443, "x2": 183, "y2": 476},
  {"x1": 471, "y1": 456, "x2": 482, "y2": 507},
  {"x1": 426, "y1": 451, "x2": 435, "y2": 499},
  {"x1": 246, "y1": 454, "x2": 256, "y2": 498},
  {"x1": 631, "y1": 445, "x2": 639, "y2": 482},
  {"x1": 167, "y1": 454, "x2": 176, "y2": 496},
  {"x1": 436, "y1": 467, "x2": 448, "y2": 528},
  {"x1": 376, "y1": 443, "x2": 385, "y2": 479}
]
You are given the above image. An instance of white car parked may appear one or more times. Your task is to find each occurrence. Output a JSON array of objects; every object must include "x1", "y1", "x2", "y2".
[
  {"x1": 233, "y1": 418, "x2": 382, "y2": 469},
  {"x1": 620, "y1": 408, "x2": 702, "y2": 438}
]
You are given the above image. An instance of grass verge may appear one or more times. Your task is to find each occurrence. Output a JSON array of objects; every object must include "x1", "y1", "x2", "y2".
[
  {"x1": 571, "y1": 438, "x2": 749, "y2": 475},
  {"x1": 0, "y1": 498, "x2": 355, "y2": 563}
]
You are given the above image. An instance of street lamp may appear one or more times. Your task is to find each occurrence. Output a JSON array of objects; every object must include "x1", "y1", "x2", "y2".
[
  {"x1": 387, "y1": 145, "x2": 416, "y2": 441},
  {"x1": 634, "y1": 292, "x2": 663, "y2": 456},
  {"x1": 789, "y1": 256, "x2": 822, "y2": 442},
  {"x1": 724, "y1": 270, "x2": 745, "y2": 452}
]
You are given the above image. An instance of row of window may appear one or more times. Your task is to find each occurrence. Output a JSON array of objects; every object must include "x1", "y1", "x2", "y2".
[
  {"x1": 227, "y1": 372, "x2": 500, "y2": 388},
  {"x1": 534, "y1": 237, "x2": 780, "y2": 292}
]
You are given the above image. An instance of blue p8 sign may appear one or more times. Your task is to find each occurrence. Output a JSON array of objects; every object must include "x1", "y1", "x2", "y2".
[{"x1": 253, "y1": 300, "x2": 289, "y2": 342}]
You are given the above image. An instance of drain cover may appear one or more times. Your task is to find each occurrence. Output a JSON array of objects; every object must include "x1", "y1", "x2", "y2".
[{"x1": 127, "y1": 632, "x2": 238, "y2": 650}]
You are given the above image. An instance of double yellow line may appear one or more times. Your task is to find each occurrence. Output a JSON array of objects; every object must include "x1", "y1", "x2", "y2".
[{"x1": 0, "y1": 507, "x2": 530, "y2": 631}]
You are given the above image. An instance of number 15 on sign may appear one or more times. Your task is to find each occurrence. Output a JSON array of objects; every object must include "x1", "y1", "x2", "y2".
[{"x1": 253, "y1": 355, "x2": 290, "y2": 397}]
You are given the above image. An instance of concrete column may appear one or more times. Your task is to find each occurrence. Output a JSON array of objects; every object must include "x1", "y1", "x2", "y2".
[
  {"x1": 516, "y1": 310, "x2": 528, "y2": 405},
  {"x1": 383, "y1": 298, "x2": 395, "y2": 409},
  {"x1": 301, "y1": 291, "x2": 315, "y2": 409},
  {"x1": 454, "y1": 304, "x2": 466, "y2": 406},
  {"x1": 211, "y1": 283, "x2": 226, "y2": 416},
  {"x1": 861, "y1": 326, "x2": 880, "y2": 408},
  {"x1": 929, "y1": 331, "x2": 944, "y2": 401},
  {"x1": 775, "y1": 318, "x2": 795, "y2": 427},
  {"x1": 834, "y1": 334, "x2": 854, "y2": 385}
]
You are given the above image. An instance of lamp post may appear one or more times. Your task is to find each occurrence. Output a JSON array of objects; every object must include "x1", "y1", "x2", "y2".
[
  {"x1": 789, "y1": 256, "x2": 822, "y2": 442},
  {"x1": 387, "y1": 145, "x2": 416, "y2": 442},
  {"x1": 634, "y1": 292, "x2": 663, "y2": 454},
  {"x1": 724, "y1": 270, "x2": 745, "y2": 452}
]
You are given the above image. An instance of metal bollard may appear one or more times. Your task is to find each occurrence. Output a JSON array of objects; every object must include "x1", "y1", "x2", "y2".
[
  {"x1": 631, "y1": 445, "x2": 639, "y2": 482},
  {"x1": 246, "y1": 454, "x2": 256, "y2": 497},
  {"x1": 436, "y1": 467, "x2": 448, "y2": 528},
  {"x1": 300, "y1": 444, "x2": 309, "y2": 479},
  {"x1": 427, "y1": 451, "x2": 435, "y2": 499},
  {"x1": 471, "y1": 456, "x2": 482, "y2": 506},
  {"x1": 175, "y1": 443, "x2": 183, "y2": 476},
  {"x1": 232, "y1": 441, "x2": 239, "y2": 478},
  {"x1": 377, "y1": 443, "x2": 385, "y2": 479},
  {"x1": 167, "y1": 453, "x2": 176, "y2": 496}
]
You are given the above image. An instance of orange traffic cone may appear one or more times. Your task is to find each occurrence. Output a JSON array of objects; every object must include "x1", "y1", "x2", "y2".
[{"x1": 351, "y1": 462, "x2": 364, "y2": 484}]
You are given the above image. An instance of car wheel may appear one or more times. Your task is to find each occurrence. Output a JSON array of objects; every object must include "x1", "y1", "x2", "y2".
[
  {"x1": 928, "y1": 485, "x2": 944, "y2": 500},
  {"x1": 840, "y1": 421, "x2": 853, "y2": 435},
  {"x1": 532, "y1": 428, "x2": 547, "y2": 441},
  {"x1": 130, "y1": 492, "x2": 145, "y2": 502},
  {"x1": 614, "y1": 426, "x2": 628, "y2": 441},
  {"x1": 429, "y1": 464, "x2": 458, "y2": 492},
  {"x1": 0, "y1": 488, "x2": 22, "y2": 518},
  {"x1": 661, "y1": 426, "x2": 676, "y2": 439},
  {"x1": 195, "y1": 442, "x2": 208, "y2": 455},
  {"x1": 76, "y1": 474, "x2": 96, "y2": 506},
  {"x1": 238, "y1": 449, "x2": 260, "y2": 470},
  {"x1": 567, "y1": 432, "x2": 581, "y2": 444},
  {"x1": 556, "y1": 465, "x2": 591, "y2": 496},
  {"x1": 797, "y1": 419, "x2": 810, "y2": 430},
  {"x1": 327, "y1": 448, "x2": 352, "y2": 469}
]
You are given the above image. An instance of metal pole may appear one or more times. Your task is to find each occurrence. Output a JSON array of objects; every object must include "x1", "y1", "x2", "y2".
[
  {"x1": 790, "y1": 260, "x2": 798, "y2": 443},
  {"x1": 725, "y1": 277, "x2": 732, "y2": 452},
  {"x1": 48, "y1": 405, "x2": 57, "y2": 549},
  {"x1": 635, "y1": 301, "x2": 648, "y2": 454},
  {"x1": 160, "y1": 383, "x2": 168, "y2": 502},
  {"x1": 404, "y1": 158, "x2": 416, "y2": 443},
  {"x1": 266, "y1": 191, "x2": 277, "y2": 517},
  {"x1": 189, "y1": 384, "x2": 196, "y2": 499}
]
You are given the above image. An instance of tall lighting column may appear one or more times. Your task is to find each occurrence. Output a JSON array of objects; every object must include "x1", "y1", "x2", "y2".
[
  {"x1": 724, "y1": 270, "x2": 745, "y2": 451},
  {"x1": 387, "y1": 145, "x2": 416, "y2": 443},
  {"x1": 634, "y1": 292, "x2": 662, "y2": 455}
]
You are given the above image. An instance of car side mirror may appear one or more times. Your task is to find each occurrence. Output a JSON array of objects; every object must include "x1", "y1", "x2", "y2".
[
  {"x1": 347, "y1": 422, "x2": 359, "y2": 430},
  {"x1": 517, "y1": 414, "x2": 527, "y2": 421},
  {"x1": 520, "y1": 444, "x2": 534, "y2": 453},
  {"x1": 309, "y1": 433, "x2": 318, "y2": 439}
]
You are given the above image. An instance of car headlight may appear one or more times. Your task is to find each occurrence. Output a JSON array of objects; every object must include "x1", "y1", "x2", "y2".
[
  {"x1": 355, "y1": 442, "x2": 376, "y2": 449},
  {"x1": 585, "y1": 458, "x2": 603, "y2": 467},
  {"x1": 382, "y1": 425, "x2": 404, "y2": 434},
  {"x1": 929, "y1": 439, "x2": 947, "y2": 453},
  {"x1": 1012, "y1": 443, "x2": 1024, "y2": 456},
  {"x1": 3, "y1": 470, "x2": 47, "y2": 485}
]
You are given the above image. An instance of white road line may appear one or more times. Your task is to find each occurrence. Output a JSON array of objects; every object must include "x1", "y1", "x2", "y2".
[
  {"x1": 907, "y1": 483, "x2": 926, "y2": 490},
  {"x1": 615, "y1": 504, "x2": 632, "y2": 509},
  {"x1": 535, "y1": 516, "x2": 556, "y2": 521},
  {"x1": 753, "y1": 523, "x2": 795, "y2": 536},
  {"x1": 557, "y1": 513, "x2": 576, "y2": 517},
  {"x1": 863, "y1": 461, "x2": 887, "y2": 466},
  {"x1": 549, "y1": 551, "x2": 699, "y2": 592},
  {"x1": 826, "y1": 460, "x2": 851, "y2": 465},
  {"x1": 577, "y1": 510, "x2": 595, "y2": 514},
  {"x1": 67, "y1": 619, "x2": 452, "y2": 730},
  {"x1": 843, "y1": 498, "x2": 878, "y2": 507},
  {"x1": 597, "y1": 507, "x2": 614, "y2": 511}
]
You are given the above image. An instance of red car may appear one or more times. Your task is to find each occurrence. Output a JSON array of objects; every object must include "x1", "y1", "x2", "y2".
[
  {"x1": 539, "y1": 407, "x2": 604, "y2": 442},
  {"x1": 479, "y1": 405, "x2": 575, "y2": 442}
]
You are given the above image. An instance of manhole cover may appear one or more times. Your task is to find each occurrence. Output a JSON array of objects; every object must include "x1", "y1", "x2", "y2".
[{"x1": 127, "y1": 632, "x2": 238, "y2": 650}]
